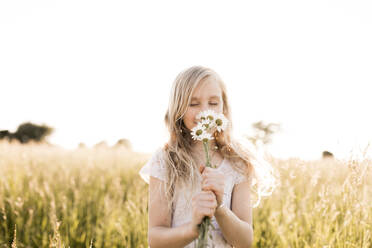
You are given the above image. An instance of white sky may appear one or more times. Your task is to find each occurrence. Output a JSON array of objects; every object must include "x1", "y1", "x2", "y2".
[{"x1": 1, "y1": 0, "x2": 371, "y2": 160}]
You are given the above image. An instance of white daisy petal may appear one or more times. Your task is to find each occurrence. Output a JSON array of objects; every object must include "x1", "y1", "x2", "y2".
[
  {"x1": 215, "y1": 113, "x2": 228, "y2": 132},
  {"x1": 191, "y1": 123, "x2": 206, "y2": 141},
  {"x1": 201, "y1": 119, "x2": 214, "y2": 130},
  {"x1": 200, "y1": 132, "x2": 214, "y2": 142},
  {"x1": 196, "y1": 109, "x2": 218, "y2": 122}
]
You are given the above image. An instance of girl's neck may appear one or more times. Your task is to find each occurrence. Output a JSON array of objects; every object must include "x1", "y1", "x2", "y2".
[
  {"x1": 190, "y1": 140, "x2": 218, "y2": 153},
  {"x1": 189, "y1": 140, "x2": 222, "y2": 168}
]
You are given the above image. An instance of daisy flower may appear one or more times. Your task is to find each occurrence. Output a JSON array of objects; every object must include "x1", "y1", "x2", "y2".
[
  {"x1": 196, "y1": 109, "x2": 218, "y2": 122},
  {"x1": 214, "y1": 113, "x2": 229, "y2": 132},
  {"x1": 200, "y1": 118, "x2": 215, "y2": 130},
  {"x1": 191, "y1": 123, "x2": 206, "y2": 141},
  {"x1": 200, "y1": 132, "x2": 214, "y2": 142}
]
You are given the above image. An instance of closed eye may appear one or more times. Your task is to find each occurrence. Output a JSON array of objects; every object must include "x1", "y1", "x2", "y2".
[{"x1": 189, "y1": 103, "x2": 218, "y2": 107}]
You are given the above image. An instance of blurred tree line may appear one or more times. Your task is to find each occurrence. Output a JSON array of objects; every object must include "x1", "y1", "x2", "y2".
[
  {"x1": 0, "y1": 122, "x2": 53, "y2": 144},
  {"x1": 246, "y1": 121, "x2": 281, "y2": 147},
  {"x1": 1, "y1": 122, "x2": 133, "y2": 150},
  {"x1": 246, "y1": 121, "x2": 334, "y2": 159}
]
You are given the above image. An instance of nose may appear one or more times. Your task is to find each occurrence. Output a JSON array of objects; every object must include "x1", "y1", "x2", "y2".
[
  {"x1": 200, "y1": 103, "x2": 209, "y2": 112},
  {"x1": 194, "y1": 104, "x2": 209, "y2": 123}
]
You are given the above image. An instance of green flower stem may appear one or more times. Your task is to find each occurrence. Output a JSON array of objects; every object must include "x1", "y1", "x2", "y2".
[
  {"x1": 197, "y1": 140, "x2": 213, "y2": 247},
  {"x1": 203, "y1": 140, "x2": 212, "y2": 168}
]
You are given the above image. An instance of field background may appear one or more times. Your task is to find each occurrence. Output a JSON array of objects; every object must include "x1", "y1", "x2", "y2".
[{"x1": 0, "y1": 141, "x2": 371, "y2": 248}]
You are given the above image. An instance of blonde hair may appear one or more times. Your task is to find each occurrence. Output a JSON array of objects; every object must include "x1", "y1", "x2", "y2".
[{"x1": 162, "y1": 65, "x2": 276, "y2": 211}]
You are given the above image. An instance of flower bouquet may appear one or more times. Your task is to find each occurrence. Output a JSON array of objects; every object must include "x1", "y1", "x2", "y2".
[{"x1": 190, "y1": 110, "x2": 228, "y2": 248}]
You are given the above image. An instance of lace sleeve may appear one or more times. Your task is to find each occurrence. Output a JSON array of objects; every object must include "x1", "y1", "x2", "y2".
[
  {"x1": 234, "y1": 171, "x2": 249, "y2": 185},
  {"x1": 139, "y1": 147, "x2": 166, "y2": 184}
]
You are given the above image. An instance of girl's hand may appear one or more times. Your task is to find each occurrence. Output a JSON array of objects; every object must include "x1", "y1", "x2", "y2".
[
  {"x1": 200, "y1": 164, "x2": 226, "y2": 206},
  {"x1": 190, "y1": 191, "x2": 218, "y2": 230}
]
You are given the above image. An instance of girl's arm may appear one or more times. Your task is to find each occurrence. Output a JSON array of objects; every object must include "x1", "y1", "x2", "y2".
[
  {"x1": 149, "y1": 225, "x2": 198, "y2": 248},
  {"x1": 148, "y1": 176, "x2": 198, "y2": 248},
  {"x1": 214, "y1": 179, "x2": 253, "y2": 248}
]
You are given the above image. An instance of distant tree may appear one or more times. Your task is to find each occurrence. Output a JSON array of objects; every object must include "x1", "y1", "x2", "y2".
[
  {"x1": 78, "y1": 142, "x2": 86, "y2": 149},
  {"x1": 0, "y1": 122, "x2": 53, "y2": 144},
  {"x1": 322, "y1": 150, "x2": 334, "y2": 159},
  {"x1": 0, "y1": 130, "x2": 15, "y2": 142},
  {"x1": 94, "y1": 141, "x2": 108, "y2": 148},
  {"x1": 0, "y1": 130, "x2": 11, "y2": 139},
  {"x1": 114, "y1": 138, "x2": 132, "y2": 150},
  {"x1": 246, "y1": 121, "x2": 281, "y2": 147},
  {"x1": 13, "y1": 122, "x2": 53, "y2": 143}
]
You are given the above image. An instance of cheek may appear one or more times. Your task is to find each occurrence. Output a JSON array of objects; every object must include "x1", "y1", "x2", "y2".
[
  {"x1": 216, "y1": 104, "x2": 224, "y2": 114},
  {"x1": 183, "y1": 109, "x2": 196, "y2": 126}
]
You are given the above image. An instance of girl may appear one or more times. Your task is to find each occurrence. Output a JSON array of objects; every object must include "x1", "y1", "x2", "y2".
[{"x1": 139, "y1": 66, "x2": 275, "y2": 248}]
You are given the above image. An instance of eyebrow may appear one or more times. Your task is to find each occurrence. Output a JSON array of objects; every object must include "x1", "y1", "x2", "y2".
[{"x1": 191, "y1": 95, "x2": 220, "y2": 100}]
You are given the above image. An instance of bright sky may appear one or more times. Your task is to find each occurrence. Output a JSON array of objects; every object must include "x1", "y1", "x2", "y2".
[{"x1": 1, "y1": 0, "x2": 371, "y2": 160}]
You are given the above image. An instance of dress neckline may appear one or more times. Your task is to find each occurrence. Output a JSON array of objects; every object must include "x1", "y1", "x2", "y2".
[{"x1": 215, "y1": 157, "x2": 226, "y2": 170}]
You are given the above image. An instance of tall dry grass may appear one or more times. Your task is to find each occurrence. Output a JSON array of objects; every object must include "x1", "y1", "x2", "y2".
[
  {"x1": 0, "y1": 141, "x2": 371, "y2": 247},
  {"x1": 253, "y1": 156, "x2": 371, "y2": 247},
  {"x1": 0, "y1": 141, "x2": 149, "y2": 247}
]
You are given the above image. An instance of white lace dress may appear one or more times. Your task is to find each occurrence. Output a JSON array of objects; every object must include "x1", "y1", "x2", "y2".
[{"x1": 139, "y1": 147, "x2": 248, "y2": 248}]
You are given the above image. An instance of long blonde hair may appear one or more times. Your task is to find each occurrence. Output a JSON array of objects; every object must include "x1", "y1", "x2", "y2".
[{"x1": 162, "y1": 65, "x2": 276, "y2": 211}]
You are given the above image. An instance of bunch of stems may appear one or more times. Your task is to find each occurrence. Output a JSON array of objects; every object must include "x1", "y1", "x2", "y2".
[{"x1": 196, "y1": 140, "x2": 214, "y2": 248}]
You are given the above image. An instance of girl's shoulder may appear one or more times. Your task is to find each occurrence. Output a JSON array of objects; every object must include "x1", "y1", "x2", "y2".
[
  {"x1": 139, "y1": 146, "x2": 167, "y2": 184},
  {"x1": 149, "y1": 146, "x2": 167, "y2": 169},
  {"x1": 224, "y1": 158, "x2": 250, "y2": 185}
]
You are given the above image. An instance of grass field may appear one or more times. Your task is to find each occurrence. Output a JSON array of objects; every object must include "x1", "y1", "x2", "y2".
[{"x1": 0, "y1": 141, "x2": 371, "y2": 247}]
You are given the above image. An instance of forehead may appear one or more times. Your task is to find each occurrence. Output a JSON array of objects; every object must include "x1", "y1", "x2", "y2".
[{"x1": 191, "y1": 77, "x2": 222, "y2": 100}]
